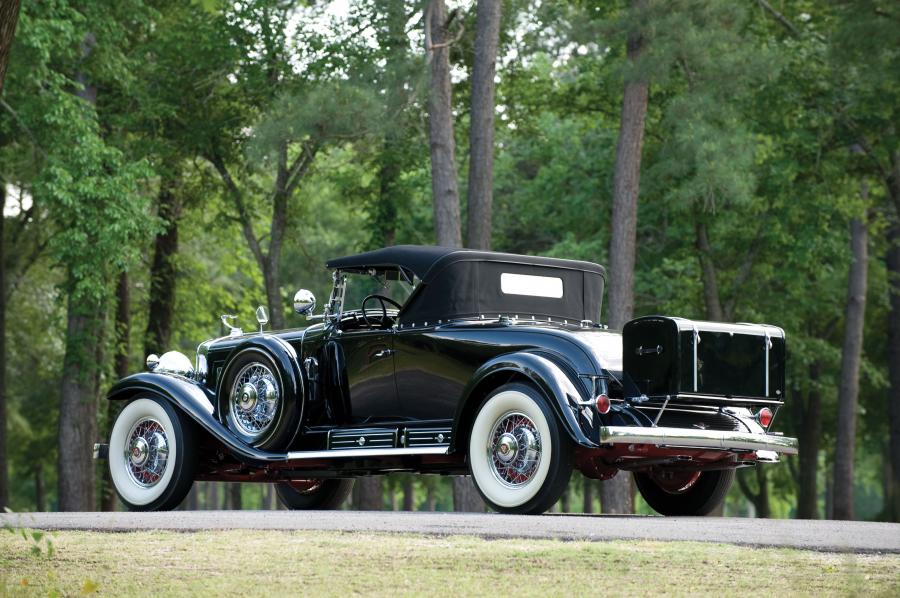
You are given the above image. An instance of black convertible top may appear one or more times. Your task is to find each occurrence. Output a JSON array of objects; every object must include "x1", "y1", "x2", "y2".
[
  {"x1": 327, "y1": 245, "x2": 607, "y2": 325},
  {"x1": 326, "y1": 245, "x2": 606, "y2": 282}
]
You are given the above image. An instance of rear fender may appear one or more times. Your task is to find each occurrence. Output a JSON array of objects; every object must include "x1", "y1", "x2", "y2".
[
  {"x1": 107, "y1": 372, "x2": 286, "y2": 463},
  {"x1": 450, "y1": 351, "x2": 596, "y2": 453}
]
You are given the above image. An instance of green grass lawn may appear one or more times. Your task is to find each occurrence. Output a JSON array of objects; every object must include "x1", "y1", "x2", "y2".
[{"x1": 1, "y1": 530, "x2": 898, "y2": 597}]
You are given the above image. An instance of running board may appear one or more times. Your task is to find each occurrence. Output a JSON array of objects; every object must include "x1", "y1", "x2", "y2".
[{"x1": 286, "y1": 446, "x2": 450, "y2": 460}]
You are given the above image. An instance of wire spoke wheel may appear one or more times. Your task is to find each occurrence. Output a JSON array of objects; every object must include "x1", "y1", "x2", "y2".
[
  {"x1": 109, "y1": 396, "x2": 196, "y2": 511},
  {"x1": 469, "y1": 384, "x2": 572, "y2": 514},
  {"x1": 229, "y1": 362, "x2": 280, "y2": 438},
  {"x1": 488, "y1": 411, "x2": 542, "y2": 487},
  {"x1": 124, "y1": 417, "x2": 169, "y2": 488}
]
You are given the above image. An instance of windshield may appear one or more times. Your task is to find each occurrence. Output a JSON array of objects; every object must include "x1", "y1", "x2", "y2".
[{"x1": 340, "y1": 270, "x2": 417, "y2": 313}]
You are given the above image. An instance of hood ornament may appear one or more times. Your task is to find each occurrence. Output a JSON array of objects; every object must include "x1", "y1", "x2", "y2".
[{"x1": 221, "y1": 314, "x2": 242, "y2": 337}]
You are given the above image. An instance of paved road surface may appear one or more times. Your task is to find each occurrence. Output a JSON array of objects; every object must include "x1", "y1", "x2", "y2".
[{"x1": 3, "y1": 511, "x2": 898, "y2": 553}]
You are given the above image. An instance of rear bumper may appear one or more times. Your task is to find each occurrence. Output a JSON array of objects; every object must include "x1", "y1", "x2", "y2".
[{"x1": 599, "y1": 426, "x2": 798, "y2": 455}]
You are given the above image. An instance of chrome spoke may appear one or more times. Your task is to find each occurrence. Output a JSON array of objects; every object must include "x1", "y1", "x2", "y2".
[
  {"x1": 230, "y1": 362, "x2": 279, "y2": 437},
  {"x1": 487, "y1": 411, "x2": 542, "y2": 488},
  {"x1": 125, "y1": 417, "x2": 169, "y2": 488}
]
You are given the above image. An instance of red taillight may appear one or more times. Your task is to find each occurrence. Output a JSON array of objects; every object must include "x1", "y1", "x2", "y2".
[
  {"x1": 595, "y1": 394, "x2": 611, "y2": 415},
  {"x1": 757, "y1": 407, "x2": 773, "y2": 428}
]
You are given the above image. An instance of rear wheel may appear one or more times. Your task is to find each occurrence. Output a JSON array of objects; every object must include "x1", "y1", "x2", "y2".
[
  {"x1": 468, "y1": 383, "x2": 573, "y2": 514},
  {"x1": 275, "y1": 479, "x2": 355, "y2": 510},
  {"x1": 634, "y1": 468, "x2": 735, "y2": 516},
  {"x1": 108, "y1": 396, "x2": 196, "y2": 511}
]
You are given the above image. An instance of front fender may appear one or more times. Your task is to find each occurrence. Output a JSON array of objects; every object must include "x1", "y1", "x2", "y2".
[
  {"x1": 107, "y1": 372, "x2": 287, "y2": 463},
  {"x1": 451, "y1": 351, "x2": 596, "y2": 452}
]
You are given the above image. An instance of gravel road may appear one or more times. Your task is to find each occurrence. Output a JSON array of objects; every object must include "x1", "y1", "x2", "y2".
[{"x1": 2, "y1": 511, "x2": 898, "y2": 553}]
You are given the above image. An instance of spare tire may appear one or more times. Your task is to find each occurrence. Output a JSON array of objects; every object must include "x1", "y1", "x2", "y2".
[{"x1": 220, "y1": 348, "x2": 299, "y2": 450}]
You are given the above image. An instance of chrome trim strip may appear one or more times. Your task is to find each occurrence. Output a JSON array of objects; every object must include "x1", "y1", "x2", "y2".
[
  {"x1": 286, "y1": 446, "x2": 449, "y2": 460},
  {"x1": 692, "y1": 324, "x2": 699, "y2": 392},
  {"x1": 764, "y1": 330, "x2": 770, "y2": 397},
  {"x1": 599, "y1": 426, "x2": 798, "y2": 455}
]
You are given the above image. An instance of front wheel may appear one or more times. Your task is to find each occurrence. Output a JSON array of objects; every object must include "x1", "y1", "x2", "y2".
[
  {"x1": 108, "y1": 396, "x2": 197, "y2": 511},
  {"x1": 275, "y1": 479, "x2": 355, "y2": 510},
  {"x1": 468, "y1": 383, "x2": 573, "y2": 514},
  {"x1": 634, "y1": 468, "x2": 735, "y2": 516}
]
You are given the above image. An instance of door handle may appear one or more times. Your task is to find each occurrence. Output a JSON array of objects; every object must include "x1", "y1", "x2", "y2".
[{"x1": 373, "y1": 349, "x2": 394, "y2": 359}]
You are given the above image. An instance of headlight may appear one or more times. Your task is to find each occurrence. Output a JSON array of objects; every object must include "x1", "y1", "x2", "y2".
[
  {"x1": 152, "y1": 351, "x2": 195, "y2": 378},
  {"x1": 195, "y1": 340, "x2": 212, "y2": 383}
]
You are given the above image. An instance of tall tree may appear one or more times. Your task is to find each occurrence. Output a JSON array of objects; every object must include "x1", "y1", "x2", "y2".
[
  {"x1": 144, "y1": 172, "x2": 181, "y2": 355},
  {"x1": 833, "y1": 198, "x2": 870, "y2": 520},
  {"x1": 602, "y1": 0, "x2": 649, "y2": 515},
  {"x1": 466, "y1": 0, "x2": 502, "y2": 250},
  {"x1": 426, "y1": 0, "x2": 462, "y2": 247},
  {"x1": 0, "y1": 0, "x2": 22, "y2": 511},
  {"x1": 0, "y1": 0, "x2": 20, "y2": 93},
  {"x1": 887, "y1": 223, "x2": 900, "y2": 520}
]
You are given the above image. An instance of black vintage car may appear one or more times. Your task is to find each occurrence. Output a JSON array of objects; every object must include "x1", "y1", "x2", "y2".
[{"x1": 97, "y1": 245, "x2": 797, "y2": 515}]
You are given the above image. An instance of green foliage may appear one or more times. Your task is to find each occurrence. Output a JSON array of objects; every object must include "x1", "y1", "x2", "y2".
[{"x1": 1, "y1": 0, "x2": 897, "y2": 519}]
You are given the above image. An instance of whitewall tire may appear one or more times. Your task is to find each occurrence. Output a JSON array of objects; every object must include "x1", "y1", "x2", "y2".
[
  {"x1": 109, "y1": 396, "x2": 196, "y2": 511},
  {"x1": 468, "y1": 383, "x2": 573, "y2": 514}
]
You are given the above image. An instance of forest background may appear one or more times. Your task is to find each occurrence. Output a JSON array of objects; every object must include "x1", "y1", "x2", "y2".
[{"x1": 0, "y1": 0, "x2": 897, "y2": 521}]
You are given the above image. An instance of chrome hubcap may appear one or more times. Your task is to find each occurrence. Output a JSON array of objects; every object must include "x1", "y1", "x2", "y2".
[
  {"x1": 239, "y1": 383, "x2": 258, "y2": 410},
  {"x1": 230, "y1": 362, "x2": 279, "y2": 437},
  {"x1": 125, "y1": 418, "x2": 168, "y2": 488},
  {"x1": 488, "y1": 412, "x2": 542, "y2": 487},
  {"x1": 494, "y1": 433, "x2": 519, "y2": 463}
]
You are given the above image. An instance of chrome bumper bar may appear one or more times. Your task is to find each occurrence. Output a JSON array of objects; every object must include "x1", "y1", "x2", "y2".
[{"x1": 599, "y1": 426, "x2": 798, "y2": 455}]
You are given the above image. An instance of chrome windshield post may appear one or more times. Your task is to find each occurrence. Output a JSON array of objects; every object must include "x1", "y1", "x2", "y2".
[{"x1": 325, "y1": 270, "x2": 347, "y2": 328}]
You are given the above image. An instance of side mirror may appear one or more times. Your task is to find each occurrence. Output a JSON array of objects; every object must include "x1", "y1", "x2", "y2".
[
  {"x1": 293, "y1": 289, "x2": 316, "y2": 316},
  {"x1": 255, "y1": 305, "x2": 269, "y2": 334}
]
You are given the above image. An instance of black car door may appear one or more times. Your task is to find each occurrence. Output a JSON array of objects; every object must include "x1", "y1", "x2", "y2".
[{"x1": 333, "y1": 327, "x2": 399, "y2": 423}]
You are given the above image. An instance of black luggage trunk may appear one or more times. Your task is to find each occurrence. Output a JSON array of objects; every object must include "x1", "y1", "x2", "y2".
[{"x1": 622, "y1": 316, "x2": 786, "y2": 406}]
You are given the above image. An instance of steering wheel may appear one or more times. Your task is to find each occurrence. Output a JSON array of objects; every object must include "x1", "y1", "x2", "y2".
[{"x1": 361, "y1": 294, "x2": 402, "y2": 328}]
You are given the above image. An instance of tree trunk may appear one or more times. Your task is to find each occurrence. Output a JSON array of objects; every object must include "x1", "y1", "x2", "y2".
[
  {"x1": 601, "y1": 0, "x2": 648, "y2": 515},
  {"x1": 737, "y1": 466, "x2": 770, "y2": 518},
  {"x1": 354, "y1": 477, "x2": 383, "y2": 510},
  {"x1": 402, "y1": 476, "x2": 415, "y2": 511},
  {"x1": 34, "y1": 464, "x2": 46, "y2": 512},
  {"x1": 560, "y1": 485, "x2": 571, "y2": 513},
  {"x1": 261, "y1": 245, "x2": 284, "y2": 331},
  {"x1": 186, "y1": 484, "x2": 198, "y2": 510},
  {"x1": 0, "y1": 0, "x2": 21, "y2": 94},
  {"x1": 582, "y1": 477, "x2": 594, "y2": 514},
  {"x1": 208, "y1": 482, "x2": 219, "y2": 510},
  {"x1": 263, "y1": 484, "x2": 277, "y2": 510},
  {"x1": 0, "y1": 203, "x2": 6, "y2": 509},
  {"x1": 426, "y1": 478, "x2": 437, "y2": 511},
  {"x1": 426, "y1": 0, "x2": 462, "y2": 247},
  {"x1": 887, "y1": 222, "x2": 900, "y2": 522},
  {"x1": 599, "y1": 473, "x2": 634, "y2": 514},
  {"x1": 694, "y1": 221, "x2": 726, "y2": 322},
  {"x1": 145, "y1": 176, "x2": 180, "y2": 355},
  {"x1": 796, "y1": 362, "x2": 823, "y2": 519},
  {"x1": 465, "y1": 0, "x2": 502, "y2": 250},
  {"x1": 833, "y1": 210, "x2": 869, "y2": 520},
  {"x1": 229, "y1": 483, "x2": 242, "y2": 510},
  {"x1": 452, "y1": 476, "x2": 485, "y2": 512},
  {"x1": 101, "y1": 272, "x2": 131, "y2": 512},
  {"x1": 607, "y1": 0, "x2": 649, "y2": 331},
  {"x1": 58, "y1": 302, "x2": 102, "y2": 511}
]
